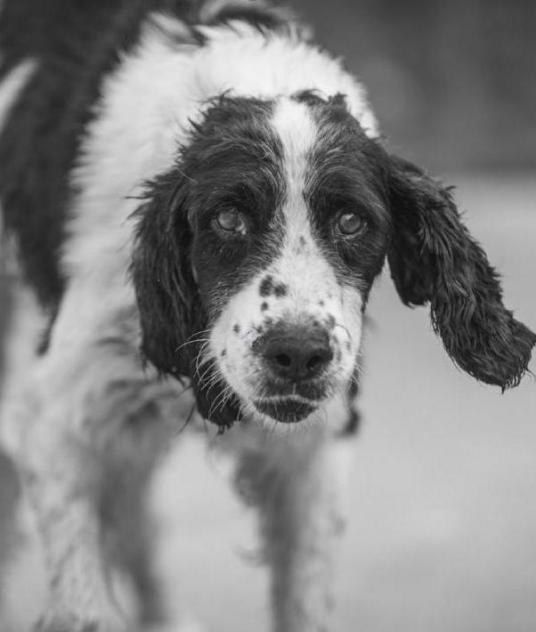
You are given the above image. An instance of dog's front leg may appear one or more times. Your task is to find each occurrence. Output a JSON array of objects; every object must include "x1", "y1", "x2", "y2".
[
  {"x1": 16, "y1": 356, "x2": 131, "y2": 632},
  {"x1": 24, "y1": 433, "x2": 122, "y2": 632},
  {"x1": 10, "y1": 313, "x2": 183, "y2": 632},
  {"x1": 236, "y1": 426, "x2": 353, "y2": 632}
]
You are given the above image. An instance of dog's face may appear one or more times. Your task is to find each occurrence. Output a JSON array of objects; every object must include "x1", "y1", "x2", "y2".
[
  {"x1": 188, "y1": 94, "x2": 389, "y2": 424},
  {"x1": 133, "y1": 93, "x2": 535, "y2": 430}
]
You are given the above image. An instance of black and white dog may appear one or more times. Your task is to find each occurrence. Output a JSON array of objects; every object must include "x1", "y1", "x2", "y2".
[{"x1": 0, "y1": 1, "x2": 534, "y2": 631}]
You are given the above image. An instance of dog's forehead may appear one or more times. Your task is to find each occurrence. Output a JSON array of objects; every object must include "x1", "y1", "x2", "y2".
[
  {"x1": 185, "y1": 95, "x2": 281, "y2": 173},
  {"x1": 270, "y1": 97, "x2": 318, "y2": 165},
  {"x1": 185, "y1": 93, "x2": 375, "y2": 202},
  {"x1": 267, "y1": 94, "x2": 382, "y2": 200},
  {"x1": 269, "y1": 98, "x2": 317, "y2": 230}
]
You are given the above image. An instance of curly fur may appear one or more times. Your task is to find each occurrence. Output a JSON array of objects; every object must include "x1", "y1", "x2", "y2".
[{"x1": 387, "y1": 156, "x2": 536, "y2": 389}]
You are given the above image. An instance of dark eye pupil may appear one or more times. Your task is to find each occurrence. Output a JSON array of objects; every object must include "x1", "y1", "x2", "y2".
[
  {"x1": 217, "y1": 209, "x2": 245, "y2": 233},
  {"x1": 338, "y1": 212, "x2": 364, "y2": 235}
]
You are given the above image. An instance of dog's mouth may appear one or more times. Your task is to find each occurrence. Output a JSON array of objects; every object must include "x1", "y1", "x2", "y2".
[
  {"x1": 260, "y1": 378, "x2": 328, "y2": 401},
  {"x1": 253, "y1": 396, "x2": 318, "y2": 423}
]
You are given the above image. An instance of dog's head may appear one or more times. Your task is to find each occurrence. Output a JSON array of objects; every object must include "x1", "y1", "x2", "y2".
[{"x1": 132, "y1": 92, "x2": 535, "y2": 429}]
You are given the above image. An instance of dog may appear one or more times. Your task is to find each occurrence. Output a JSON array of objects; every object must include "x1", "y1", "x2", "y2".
[{"x1": 0, "y1": 1, "x2": 534, "y2": 630}]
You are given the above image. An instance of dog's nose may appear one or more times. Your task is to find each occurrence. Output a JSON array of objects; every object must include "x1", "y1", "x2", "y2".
[{"x1": 262, "y1": 325, "x2": 333, "y2": 381}]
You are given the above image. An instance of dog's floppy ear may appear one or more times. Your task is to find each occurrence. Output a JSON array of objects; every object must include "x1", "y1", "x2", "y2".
[
  {"x1": 387, "y1": 155, "x2": 535, "y2": 389},
  {"x1": 131, "y1": 171, "x2": 241, "y2": 428},
  {"x1": 132, "y1": 172, "x2": 199, "y2": 379}
]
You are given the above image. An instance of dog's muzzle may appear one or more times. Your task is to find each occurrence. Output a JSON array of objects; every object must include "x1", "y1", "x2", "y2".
[{"x1": 252, "y1": 321, "x2": 334, "y2": 422}]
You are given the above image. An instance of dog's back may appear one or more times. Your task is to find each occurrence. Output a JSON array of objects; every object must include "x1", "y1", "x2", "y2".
[{"x1": 0, "y1": 0, "x2": 171, "y2": 306}]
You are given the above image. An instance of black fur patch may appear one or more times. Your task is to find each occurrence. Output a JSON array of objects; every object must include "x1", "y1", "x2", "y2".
[
  {"x1": 259, "y1": 275, "x2": 287, "y2": 298},
  {"x1": 387, "y1": 156, "x2": 536, "y2": 389},
  {"x1": 183, "y1": 96, "x2": 286, "y2": 317},
  {"x1": 339, "y1": 407, "x2": 361, "y2": 437},
  {"x1": 0, "y1": 0, "x2": 160, "y2": 306},
  {"x1": 338, "y1": 365, "x2": 361, "y2": 437},
  {"x1": 300, "y1": 93, "x2": 393, "y2": 303},
  {"x1": 274, "y1": 282, "x2": 287, "y2": 297},
  {"x1": 259, "y1": 275, "x2": 275, "y2": 297}
]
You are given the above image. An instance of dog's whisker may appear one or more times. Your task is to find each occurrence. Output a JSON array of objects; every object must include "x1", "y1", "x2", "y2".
[
  {"x1": 210, "y1": 384, "x2": 234, "y2": 416},
  {"x1": 194, "y1": 350, "x2": 215, "y2": 383},
  {"x1": 202, "y1": 372, "x2": 224, "y2": 394},
  {"x1": 207, "y1": 378, "x2": 233, "y2": 419},
  {"x1": 174, "y1": 336, "x2": 211, "y2": 354}
]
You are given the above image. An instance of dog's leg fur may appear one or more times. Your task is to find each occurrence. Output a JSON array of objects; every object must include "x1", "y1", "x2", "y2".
[
  {"x1": 100, "y1": 411, "x2": 181, "y2": 629},
  {"x1": 0, "y1": 449, "x2": 20, "y2": 601},
  {"x1": 235, "y1": 419, "x2": 353, "y2": 632},
  {"x1": 22, "y1": 420, "x2": 119, "y2": 632},
  {"x1": 8, "y1": 299, "x2": 190, "y2": 632}
]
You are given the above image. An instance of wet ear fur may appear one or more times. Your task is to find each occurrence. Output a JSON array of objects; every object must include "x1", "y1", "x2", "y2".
[
  {"x1": 131, "y1": 172, "x2": 240, "y2": 428},
  {"x1": 132, "y1": 172, "x2": 199, "y2": 380},
  {"x1": 387, "y1": 156, "x2": 535, "y2": 389}
]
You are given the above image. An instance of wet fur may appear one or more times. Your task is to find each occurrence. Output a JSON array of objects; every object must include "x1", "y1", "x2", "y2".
[
  {"x1": 387, "y1": 157, "x2": 536, "y2": 389},
  {"x1": 0, "y1": 1, "x2": 534, "y2": 631}
]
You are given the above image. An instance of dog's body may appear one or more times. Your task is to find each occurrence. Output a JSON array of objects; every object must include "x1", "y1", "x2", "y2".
[{"x1": 0, "y1": 1, "x2": 534, "y2": 631}]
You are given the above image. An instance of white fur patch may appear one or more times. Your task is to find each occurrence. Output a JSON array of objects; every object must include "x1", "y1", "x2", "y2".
[
  {"x1": 0, "y1": 283, "x2": 46, "y2": 459},
  {"x1": 194, "y1": 22, "x2": 378, "y2": 136}
]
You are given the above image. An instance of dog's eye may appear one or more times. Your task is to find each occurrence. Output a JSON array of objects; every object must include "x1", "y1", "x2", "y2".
[
  {"x1": 337, "y1": 212, "x2": 367, "y2": 236},
  {"x1": 214, "y1": 208, "x2": 247, "y2": 235}
]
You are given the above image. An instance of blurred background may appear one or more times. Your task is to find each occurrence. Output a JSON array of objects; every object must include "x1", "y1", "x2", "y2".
[
  {"x1": 1, "y1": 1, "x2": 535, "y2": 631},
  {"x1": 293, "y1": 0, "x2": 536, "y2": 172}
]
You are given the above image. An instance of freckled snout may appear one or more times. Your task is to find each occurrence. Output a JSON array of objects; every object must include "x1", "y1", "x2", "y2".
[{"x1": 259, "y1": 323, "x2": 333, "y2": 382}]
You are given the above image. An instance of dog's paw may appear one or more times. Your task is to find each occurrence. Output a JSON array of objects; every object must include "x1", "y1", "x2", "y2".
[
  {"x1": 144, "y1": 616, "x2": 208, "y2": 632},
  {"x1": 33, "y1": 608, "x2": 126, "y2": 632}
]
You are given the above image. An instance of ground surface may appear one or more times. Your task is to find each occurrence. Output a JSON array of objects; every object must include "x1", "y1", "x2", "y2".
[{"x1": 1, "y1": 175, "x2": 535, "y2": 631}]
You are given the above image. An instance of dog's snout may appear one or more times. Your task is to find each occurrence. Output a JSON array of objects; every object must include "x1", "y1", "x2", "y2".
[{"x1": 262, "y1": 325, "x2": 333, "y2": 381}]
